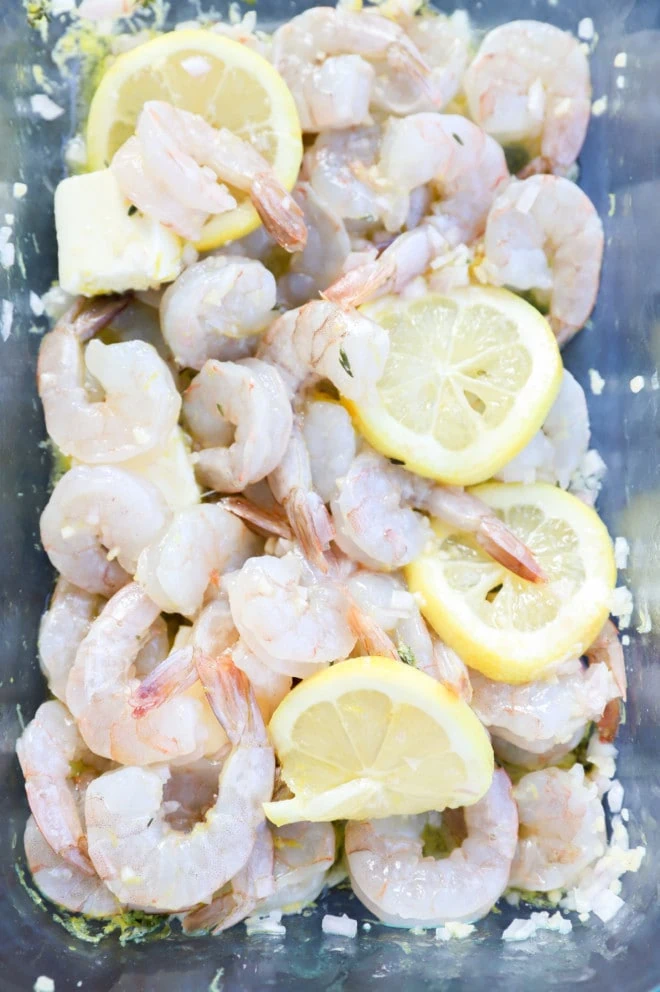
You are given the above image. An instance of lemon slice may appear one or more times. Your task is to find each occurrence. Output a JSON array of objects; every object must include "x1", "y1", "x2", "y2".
[
  {"x1": 406, "y1": 483, "x2": 616, "y2": 683},
  {"x1": 347, "y1": 287, "x2": 562, "y2": 485},
  {"x1": 86, "y1": 30, "x2": 303, "y2": 251},
  {"x1": 263, "y1": 656, "x2": 494, "y2": 826}
]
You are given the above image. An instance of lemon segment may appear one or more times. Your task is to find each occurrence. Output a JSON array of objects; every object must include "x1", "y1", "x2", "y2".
[
  {"x1": 86, "y1": 30, "x2": 303, "y2": 251},
  {"x1": 347, "y1": 287, "x2": 562, "y2": 485},
  {"x1": 406, "y1": 483, "x2": 616, "y2": 683},
  {"x1": 264, "y1": 656, "x2": 494, "y2": 826}
]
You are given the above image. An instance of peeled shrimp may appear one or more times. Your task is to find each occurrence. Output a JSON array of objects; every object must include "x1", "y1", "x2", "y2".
[
  {"x1": 259, "y1": 819, "x2": 336, "y2": 915},
  {"x1": 509, "y1": 764, "x2": 606, "y2": 892},
  {"x1": 183, "y1": 358, "x2": 293, "y2": 493},
  {"x1": 135, "y1": 503, "x2": 261, "y2": 617},
  {"x1": 16, "y1": 701, "x2": 98, "y2": 874},
  {"x1": 78, "y1": 0, "x2": 138, "y2": 21},
  {"x1": 345, "y1": 769, "x2": 518, "y2": 926},
  {"x1": 268, "y1": 420, "x2": 335, "y2": 572},
  {"x1": 272, "y1": 7, "x2": 429, "y2": 130},
  {"x1": 182, "y1": 822, "x2": 275, "y2": 933},
  {"x1": 257, "y1": 299, "x2": 389, "y2": 403},
  {"x1": 159, "y1": 256, "x2": 276, "y2": 370},
  {"x1": 85, "y1": 654, "x2": 275, "y2": 911},
  {"x1": 478, "y1": 175, "x2": 604, "y2": 344},
  {"x1": 301, "y1": 399, "x2": 357, "y2": 505},
  {"x1": 40, "y1": 465, "x2": 171, "y2": 597},
  {"x1": 332, "y1": 449, "x2": 544, "y2": 582},
  {"x1": 496, "y1": 369, "x2": 590, "y2": 487},
  {"x1": 464, "y1": 20, "x2": 591, "y2": 175},
  {"x1": 116, "y1": 102, "x2": 307, "y2": 251},
  {"x1": 225, "y1": 551, "x2": 356, "y2": 679},
  {"x1": 37, "y1": 295, "x2": 179, "y2": 464},
  {"x1": 66, "y1": 583, "x2": 212, "y2": 765},
  {"x1": 38, "y1": 579, "x2": 101, "y2": 703},
  {"x1": 24, "y1": 815, "x2": 120, "y2": 917},
  {"x1": 471, "y1": 621, "x2": 626, "y2": 769},
  {"x1": 277, "y1": 183, "x2": 351, "y2": 308}
]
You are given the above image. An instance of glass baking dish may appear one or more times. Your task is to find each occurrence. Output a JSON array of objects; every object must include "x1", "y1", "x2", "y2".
[{"x1": 1, "y1": 0, "x2": 659, "y2": 988}]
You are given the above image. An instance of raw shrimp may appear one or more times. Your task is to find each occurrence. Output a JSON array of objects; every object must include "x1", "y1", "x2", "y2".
[
  {"x1": 136, "y1": 503, "x2": 261, "y2": 617},
  {"x1": 78, "y1": 0, "x2": 138, "y2": 20},
  {"x1": 257, "y1": 299, "x2": 389, "y2": 403},
  {"x1": 40, "y1": 465, "x2": 171, "y2": 597},
  {"x1": 496, "y1": 369, "x2": 590, "y2": 487},
  {"x1": 278, "y1": 184, "x2": 351, "y2": 308},
  {"x1": 471, "y1": 621, "x2": 626, "y2": 769},
  {"x1": 331, "y1": 448, "x2": 544, "y2": 581},
  {"x1": 271, "y1": 7, "x2": 430, "y2": 128},
  {"x1": 224, "y1": 551, "x2": 356, "y2": 678},
  {"x1": 345, "y1": 769, "x2": 518, "y2": 926},
  {"x1": 478, "y1": 175, "x2": 604, "y2": 344},
  {"x1": 16, "y1": 701, "x2": 98, "y2": 874},
  {"x1": 37, "y1": 295, "x2": 180, "y2": 464},
  {"x1": 85, "y1": 654, "x2": 275, "y2": 911},
  {"x1": 305, "y1": 126, "x2": 410, "y2": 233},
  {"x1": 66, "y1": 583, "x2": 212, "y2": 765},
  {"x1": 509, "y1": 764, "x2": 606, "y2": 891},
  {"x1": 372, "y1": 10, "x2": 471, "y2": 115},
  {"x1": 259, "y1": 819, "x2": 335, "y2": 913},
  {"x1": 38, "y1": 579, "x2": 101, "y2": 702},
  {"x1": 301, "y1": 399, "x2": 357, "y2": 505},
  {"x1": 24, "y1": 815, "x2": 120, "y2": 917},
  {"x1": 268, "y1": 421, "x2": 335, "y2": 572},
  {"x1": 346, "y1": 569, "x2": 472, "y2": 699},
  {"x1": 159, "y1": 256, "x2": 276, "y2": 370},
  {"x1": 463, "y1": 20, "x2": 591, "y2": 174},
  {"x1": 122, "y1": 102, "x2": 307, "y2": 252},
  {"x1": 183, "y1": 358, "x2": 293, "y2": 493},
  {"x1": 182, "y1": 822, "x2": 275, "y2": 933},
  {"x1": 276, "y1": 55, "x2": 375, "y2": 133}
]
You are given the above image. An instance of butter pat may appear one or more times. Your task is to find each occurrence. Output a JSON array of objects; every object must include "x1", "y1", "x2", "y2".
[{"x1": 55, "y1": 169, "x2": 183, "y2": 296}]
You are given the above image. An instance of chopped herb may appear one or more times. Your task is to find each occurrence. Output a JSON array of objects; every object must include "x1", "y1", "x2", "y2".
[
  {"x1": 398, "y1": 643, "x2": 416, "y2": 667},
  {"x1": 452, "y1": 132, "x2": 464, "y2": 145},
  {"x1": 127, "y1": 205, "x2": 138, "y2": 217},
  {"x1": 147, "y1": 818, "x2": 154, "y2": 827},
  {"x1": 26, "y1": 1, "x2": 50, "y2": 28},
  {"x1": 339, "y1": 347, "x2": 353, "y2": 378},
  {"x1": 216, "y1": 403, "x2": 224, "y2": 416},
  {"x1": 389, "y1": 457, "x2": 406, "y2": 466}
]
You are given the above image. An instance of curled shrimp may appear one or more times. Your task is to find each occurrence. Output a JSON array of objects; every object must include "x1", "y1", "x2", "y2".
[
  {"x1": 345, "y1": 769, "x2": 518, "y2": 926},
  {"x1": 478, "y1": 175, "x2": 604, "y2": 344},
  {"x1": 135, "y1": 503, "x2": 261, "y2": 617},
  {"x1": 464, "y1": 20, "x2": 591, "y2": 175},
  {"x1": 301, "y1": 398, "x2": 357, "y2": 505},
  {"x1": 40, "y1": 466, "x2": 172, "y2": 597},
  {"x1": 257, "y1": 300, "x2": 389, "y2": 403},
  {"x1": 160, "y1": 256, "x2": 276, "y2": 370},
  {"x1": 24, "y1": 814, "x2": 120, "y2": 917},
  {"x1": 332, "y1": 449, "x2": 544, "y2": 582},
  {"x1": 496, "y1": 369, "x2": 590, "y2": 488},
  {"x1": 37, "y1": 295, "x2": 180, "y2": 464},
  {"x1": 224, "y1": 551, "x2": 357, "y2": 679},
  {"x1": 509, "y1": 764, "x2": 606, "y2": 892},
  {"x1": 115, "y1": 101, "x2": 307, "y2": 251},
  {"x1": 471, "y1": 620, "x2": 626, "y2": 769},
  {"x1": 276, "y1": 54, "x2": 375, "y2": 133},
  {"x1": 85, "y1": 654, "x2": 275, "y2": 912},
  {"x1": 66, "y1": 583, "x2": 216, "y2": 764},
  {"x1": 16, "y1": 701, "x2": 101, "y2": 875},
  {"x1": 183, "y1": 358, "x2": 293, "y2": 493},
  {"x1": 38, "y1": 579, "x2": 101, "y2": 703}
]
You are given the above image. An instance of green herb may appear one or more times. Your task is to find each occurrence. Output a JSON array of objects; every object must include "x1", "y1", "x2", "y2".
[
  {"x1": 398, "y1": 643, "x2": 416, "y2": 667},
  {"x1": 216, "y1": 403, "x2": 224, "y2": 416},
  {"x1": 389, "y1": 457, "x2": 406, "y2": 466},
  {"x1": 127, "y1": 205, "x2": 138, "y2": 217},
  {"x1": 452, "y1": 132, "x2": 464, "y2": 145},
  {"x1": 339, "y1": 347, "x2": 353, "y2": 378}
]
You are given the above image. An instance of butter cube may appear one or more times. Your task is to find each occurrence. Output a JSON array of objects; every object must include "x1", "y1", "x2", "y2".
[{"x1": 55, "y1": 169, "x2": 183, "y2": 296}]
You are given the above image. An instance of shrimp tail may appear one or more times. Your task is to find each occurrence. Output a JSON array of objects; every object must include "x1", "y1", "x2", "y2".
[
  {"x1": 195, "y1": 650, "x2": 265, "y2": 746},
  {"x1": 285, "y1": 488, "x2": 335, "y2": 574},
  {"x1": 323, "y1": 257, "x2": 395, "y2": 310},
  {"x1": 589, "y1": 619, "x2": 627, "y2": 700},
  {"x1": 221, "y1": 496, "x2": 294, "y2": 541},
  {"x1": 130, "y1": 646, "x2": 196, "y2": 718},
  {"x1": 597, "y1": 698, "x2": 622, "y2": 743},
  {"x1": 477, "y1": 516, "x2": 546, "y2": 584},
  {"x1": 251, "y1": 173, "x2": 308, "y2": 253},
  {"x1": 23, "y1": 781, "x2": 95, "y2": 875},
  {"x1": 347, "y1": 603, "x2": 399, "y2": 660},
  {"x1": 430, "y1": 640, "x2": 473, "y2": 703},
  {"x1": 57, "y1": 294, "x2": 131, "y2": 341}
]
